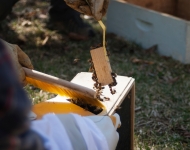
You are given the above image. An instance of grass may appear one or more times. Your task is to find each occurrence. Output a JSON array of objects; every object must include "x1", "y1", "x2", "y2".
[{"x1": 0, "y1": 0, "x2": 190, "y2": 149}]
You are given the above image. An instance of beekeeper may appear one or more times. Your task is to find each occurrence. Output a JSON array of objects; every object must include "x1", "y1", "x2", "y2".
[{"x1": 0, "y1": 1, "x2": 121, "y2": 150}]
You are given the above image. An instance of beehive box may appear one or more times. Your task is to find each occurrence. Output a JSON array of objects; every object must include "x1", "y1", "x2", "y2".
[{"x1": 107, "y1": 0, "x2": 190, "y2": 64}]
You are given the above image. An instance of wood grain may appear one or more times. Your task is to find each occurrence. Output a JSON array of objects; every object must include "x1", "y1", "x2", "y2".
[
  {"x1": 177, "y1": 0, "x2": 190, "y2": 20},
  {"x1": 125, "y1": 0, "x2": 176, "y2": 15},
  {"x1": 24, "y1": 67, "x2": 96, "y2": 98},
  {"x1": 90, "y1": 47, "x2": 113, "y2": 85},
  {"x1": 124, "y1": 0, "x2": 190, "y2": 20}
]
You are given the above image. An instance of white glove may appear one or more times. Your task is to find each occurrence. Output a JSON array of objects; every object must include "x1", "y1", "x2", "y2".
[
  {"x1": 86, "y1": 113, "x2": 121, "y2": 150},
  {"x1": 56, "y1": 113, "x2": 121, "y2": 150}
]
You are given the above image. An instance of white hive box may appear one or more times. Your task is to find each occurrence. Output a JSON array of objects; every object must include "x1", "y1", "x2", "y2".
[{"x1": 107, "y1": 0, "x2": 190, "y2": 64}]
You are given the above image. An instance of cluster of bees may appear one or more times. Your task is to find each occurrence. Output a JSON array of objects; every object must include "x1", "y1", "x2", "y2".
[{"x1": 88, "y1": 59, "x2": 117, "y2": 101}]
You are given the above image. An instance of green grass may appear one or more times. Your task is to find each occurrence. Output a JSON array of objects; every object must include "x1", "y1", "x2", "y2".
[{"x1": 0, "y1": 0, "x2": 190, "y2": 149}]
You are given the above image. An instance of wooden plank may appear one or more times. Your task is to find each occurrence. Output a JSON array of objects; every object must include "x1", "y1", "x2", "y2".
[
  {"x1": 124, "y1": 0, "x2": 190, "y2": 21},
  {"x1": 24, "y1": 67, "x2": 96, "y2": 99},
  {"x1": 90, "y1": 47, "x2": 113, "y2": 85},
  {"x1": 130, "y1": 85, "x2": 135, "y2": 150},
  {"x1": 115, "y1": 88, "x2": 134, "y2": 150},
  {"x1": 124, "y1": 0, "x2": 176, "y2": 15},
  {"x1": 113, "y1": 82, "x2": 135, "y2": 150},
  {"x1": 177, "y1": 0, "x2": 190, "y2": 20}
]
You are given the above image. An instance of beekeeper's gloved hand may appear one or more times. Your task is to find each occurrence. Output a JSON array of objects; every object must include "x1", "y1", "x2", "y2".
[
  {"x1": 64, "y1": 0, "x2": 109, "y2": 21},
  {"x1": 0, "y1": 39, "x2": 33, "y2": 86}
]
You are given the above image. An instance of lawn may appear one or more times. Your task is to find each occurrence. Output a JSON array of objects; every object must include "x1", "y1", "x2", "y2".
[{"x1": 0, "y1": 0, "x2": 190, "y2": 149}]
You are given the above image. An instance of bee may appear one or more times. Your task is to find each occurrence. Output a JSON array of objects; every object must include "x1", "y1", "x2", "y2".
[
  {"x1": 88, "y1": 59, "x2": 92, "y2": 63},
  {"x1": 73, "y1": 58, "x2": 80, "y2": 64},
  {"x1": 111, "y1": 89, "x2": 116, "y2": 95},
  {"x1": 111, "y1": 72, "x2": 117, "y2": 78},
  {"x1": 104, "y1": 97, "x2": 110, "y2": 101},
  {"x1": 106, "y1": 50, "x2": 110, "y2": 56},
  {"x1": 94, "y1": 82, "x2": 98, "y2": 88}
]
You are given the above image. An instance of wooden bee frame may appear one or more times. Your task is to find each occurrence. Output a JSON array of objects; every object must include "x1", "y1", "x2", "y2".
[{"x1": 90, "y1": 47, "x2": 114, "y2": 85}]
